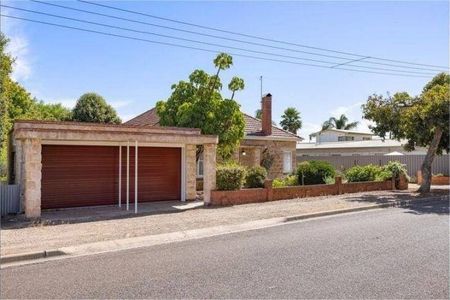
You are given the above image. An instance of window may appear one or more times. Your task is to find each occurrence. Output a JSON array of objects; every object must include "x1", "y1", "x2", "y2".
[
  {"x1": 338, "y1": 136, "x2": 355, "y2": 142},
  {"x1": 196, "y1": 156, "x2": 204, "y2": 178},
  {"x1": 283, "y1": 151, "x2": 292, "y2": 173},
  {"x1": 362, "y1": 137, "x2": 371, "y2": 141}
]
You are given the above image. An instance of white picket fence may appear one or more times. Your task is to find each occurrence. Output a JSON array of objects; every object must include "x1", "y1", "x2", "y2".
[
  {"x1": 296, "y1": 154, "x2": 450, "y2": 178},
  {"x1": 0, "y1": 184, "x2": 21, "y2": 216}
]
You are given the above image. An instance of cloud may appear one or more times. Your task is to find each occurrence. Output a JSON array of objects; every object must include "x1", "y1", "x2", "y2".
[
  {"x1": 2, "y1": 5, "x2": 32, "y2": 81},
  {"x1": 330, "y1": 102, "x2": 364, "y2": 118},
  {"x1": 299, "y1": 122, "x2": 321, "y2": 142}
]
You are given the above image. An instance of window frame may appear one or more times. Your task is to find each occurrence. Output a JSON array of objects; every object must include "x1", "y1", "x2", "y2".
[{"x1": 282, "y1": 150, "x2": 293, "y2": 174}]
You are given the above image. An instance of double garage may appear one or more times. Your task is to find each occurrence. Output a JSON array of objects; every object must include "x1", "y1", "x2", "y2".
[
  {"x1": 41, "y1": 145, "x2": 181, "y2": 209},
  {"x1": 11, "y1": 121, "x2": 218, "y2": 217}
]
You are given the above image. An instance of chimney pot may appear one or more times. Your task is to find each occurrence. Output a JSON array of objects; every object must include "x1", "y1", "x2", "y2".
[{"x1": 261, "y1": 93, "x2": 272, "y2": 136}]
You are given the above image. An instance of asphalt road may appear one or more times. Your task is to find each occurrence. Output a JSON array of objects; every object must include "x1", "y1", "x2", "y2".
[{"x1": 1, "y1": 200, "x2": 448, "y2": 299}]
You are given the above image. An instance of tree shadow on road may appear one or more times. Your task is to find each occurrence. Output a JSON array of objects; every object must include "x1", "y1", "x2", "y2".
[{"x1": 343, "y1": 188, "x2": 449, "y2": 215}]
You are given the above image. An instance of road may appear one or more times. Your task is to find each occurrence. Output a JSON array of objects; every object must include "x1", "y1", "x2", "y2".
[{"x1": 1, "y1": 200, "x2": 448, "y2": 299}]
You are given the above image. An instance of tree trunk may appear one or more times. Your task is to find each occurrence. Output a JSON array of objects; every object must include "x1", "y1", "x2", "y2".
[{"x1": 418, "y1": 128, "x2": 443, "y2": 193}]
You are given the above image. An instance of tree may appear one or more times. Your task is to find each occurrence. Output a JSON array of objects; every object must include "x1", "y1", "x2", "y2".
[
  {"x1": 362, "y1": 73, "x2": 449, "y2": 192},
  {"x1": 0, "y1": 34, "x2": 73, "y2": 179},
  {"x1": 255, "y1": 109, "x2": 262, "y2": 119},
  {"x1": 280, "y1": 107, "x2": 302, "y2": 134},
  {"x1": 156, "y1": 53, "x2": 245, "y2": 160},
  {"x1": 322, "y1": 114, "x2": 358, "y2": 130},
  {"x1": 72, "y1": 93, "x2": 121, "y2": 124}
]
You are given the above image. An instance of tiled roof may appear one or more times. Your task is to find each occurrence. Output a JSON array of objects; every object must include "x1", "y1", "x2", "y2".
[{"x1": 125, "y1": 108, "x2": 302, "y2": 141}]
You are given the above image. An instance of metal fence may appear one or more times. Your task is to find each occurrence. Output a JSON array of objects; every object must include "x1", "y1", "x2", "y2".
[
  {"x1": 296, "y1": 155, "x2": 450, "y2": 178},
  {"x1": 0, "y1": 184, "x2": 21, "y2": 216}
]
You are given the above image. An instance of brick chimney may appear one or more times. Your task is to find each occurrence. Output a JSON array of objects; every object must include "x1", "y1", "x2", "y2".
[{"x1": 261, "y1": 93, "x2": 272, "y2": 136}]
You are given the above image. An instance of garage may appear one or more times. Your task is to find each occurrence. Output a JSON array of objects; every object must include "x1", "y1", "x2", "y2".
[
  {"x1": 41, "y1": 145, "x2": 182, "y2": 209},
  {"x1": 12, "y1": 121, "x2": 217, "y2": 217}
]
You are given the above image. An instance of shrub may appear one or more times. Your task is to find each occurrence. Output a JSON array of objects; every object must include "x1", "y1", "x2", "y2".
[
  {"x1": 375, "y1": 170, "x2": 393, "y2": 182},
  {"x1": 346, "y1": 164, "x2": 391, "y2": 182},
  {"x1": 216, "y1": 163, "x2": 246, "y2": 191},
  {"x1": 383, "y1": 161, "x2": 408, "y2": 180},
  {"x1": 272, "y1": 175, "x2": 298, "y2": 187},
  {"x1": 297, "y1": 161, "x2": 336, "y2": 185},
  {"x1": 245, "y1": 166, "x2": 267, "y2": 188}
]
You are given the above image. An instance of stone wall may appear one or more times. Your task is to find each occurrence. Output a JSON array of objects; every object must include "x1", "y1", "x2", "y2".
[
  {"x1": 22, "y1": 139, "x2": 42, "y2": 218},
  {"x1": 185, "y1": 144, "x2": 197, "y2": 200},
  {"x1": 238, "y1": 139, "x2": 297, "y2": 179}
]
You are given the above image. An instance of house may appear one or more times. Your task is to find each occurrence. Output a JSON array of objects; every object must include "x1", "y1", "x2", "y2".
[
  {"x1": 298, "y1": 128, "x2": 427, "y2": 157},
  {"x1": 309, "y1": 128, "x2": 374, "y2": 143},
  {"x1": 8, "y1": 121, "x2": 218, "y2": 218},
  {"x1": 125, "y1": 94, "x2": 303, "y2": 179}
]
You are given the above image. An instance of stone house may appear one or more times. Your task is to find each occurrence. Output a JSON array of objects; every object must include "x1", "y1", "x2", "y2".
[{"x1": 125, "y1": 94, "x2": 303, "y2": 180}]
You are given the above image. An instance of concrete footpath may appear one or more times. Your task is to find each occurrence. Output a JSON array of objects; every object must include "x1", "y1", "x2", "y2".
[{"x1": 1, "y1": 188, "x2": 448, "y2": 267}]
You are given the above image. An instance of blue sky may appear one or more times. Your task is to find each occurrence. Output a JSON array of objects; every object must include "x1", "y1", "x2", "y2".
[{"x1": 2, "y1": 1, "x2": 448, "y2": 140}]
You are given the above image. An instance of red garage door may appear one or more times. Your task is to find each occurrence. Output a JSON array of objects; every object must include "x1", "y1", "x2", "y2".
[{"x1": 41, "y1": 145, "x2": 181, "y2": 209}]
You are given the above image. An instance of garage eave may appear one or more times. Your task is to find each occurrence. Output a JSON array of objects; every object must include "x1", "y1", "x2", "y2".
[{"x1": 13, "y1": 121, "x2": 218, "y2": 145}]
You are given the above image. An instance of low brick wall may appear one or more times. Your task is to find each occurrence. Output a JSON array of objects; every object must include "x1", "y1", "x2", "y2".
[
  {"x1": 341, "y1": 180, "x2": 392, "y2": 194},
  {"x1": 272, "y1": 184, "x2": 338, "y2": 201},
  {"x1": 417, "y1": 171, "x2": 450, "y2": 185},
  {"x1": 211, "y1": 176, "x2": 396, "y2": 206},
  {"x1": 211, "y1": 188, "x2": 267, "y2": 205}
]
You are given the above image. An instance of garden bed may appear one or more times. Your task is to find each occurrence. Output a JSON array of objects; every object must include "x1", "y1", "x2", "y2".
[
  {"x1": 417, "y1": 171, "x2": 450, "y2": 185},
  {"x1": 211, "y1": 177, "x2": 397, "y2": 206}
]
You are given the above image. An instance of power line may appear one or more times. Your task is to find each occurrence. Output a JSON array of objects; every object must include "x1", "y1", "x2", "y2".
[
  {"x1": 2, "y1": 5, "x2": 436, "y2": 76},
  {"x1": 78, "y1": 0, "x2": 448, "y2": 70},
  {"x1": 31, "y1": 0, "x2": 446, "y2": 72},
  {"x1": 0, "y1": 14, "x2": 432, "y2": 78}
]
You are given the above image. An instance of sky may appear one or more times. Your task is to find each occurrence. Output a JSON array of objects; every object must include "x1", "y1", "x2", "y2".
[{"x1": 1, "y1": 1, "x2": 449, "y2": 141}]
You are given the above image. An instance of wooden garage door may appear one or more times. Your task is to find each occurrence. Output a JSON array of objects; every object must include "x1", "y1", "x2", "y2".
[
  {"x1": 42, "y1": 145, "x2": 181, "y2": 209},
  {"x1": 121, "y1": 147, "x2": 181, "y2": 203}
]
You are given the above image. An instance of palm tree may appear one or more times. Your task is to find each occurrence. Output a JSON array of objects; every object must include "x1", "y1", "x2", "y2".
[
  {"x1": 280, "y1": 107, "x2": 302, "y2": 134},
  {"x1": 321, "y1": 114, "x2": 358, "y2": 130}
]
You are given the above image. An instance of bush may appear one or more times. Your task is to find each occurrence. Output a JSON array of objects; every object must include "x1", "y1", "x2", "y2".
[
  {"x1": 245, "y1": 166, "x2": 267, "y2": 188},
  {"x1": 272, "y1": 175, "x2": 298, "y2": 187},
  {"x1": 297, "y1": 161, "x2": 336, "y2": 185},
  {"x1": 216, "y1": 163, "x2": 246, "y2": 191},
  {"x1": 383, "y1": 161, "x2": 408, "y2": 180},
  {"x1": 346, "y1": 164, "x2": 392, "y2": 182}
]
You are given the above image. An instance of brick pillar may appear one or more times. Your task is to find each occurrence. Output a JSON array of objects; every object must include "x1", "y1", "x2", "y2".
[
  {"x1": 335, "y1": 176, "x2": 343, "y2": 194},
  {"x1": 264, "y1": 179, "x2": 273, "y2": 201},
  {"x1": 203, "y1": 143, "x2": 217, "y2": 205},
  {"x1": 22, "y1": 138, "x2": 42, "y2": 218},
  {"x1": 185, "y1": 144, "x2": 197, "y2": 200}
]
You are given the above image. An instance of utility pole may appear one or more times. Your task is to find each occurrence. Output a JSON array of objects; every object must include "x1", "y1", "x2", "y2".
[{"x1": 259, "y1": 75, "x2": 263, "y2": 98}]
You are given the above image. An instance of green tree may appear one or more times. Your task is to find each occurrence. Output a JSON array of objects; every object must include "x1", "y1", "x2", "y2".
[
  {"x1": 362, "y1": 72, "x2": 450, "y2": 192},
  {"x1": 0, "y1": 34, "x2": 73, "y2": 179},
  {"x1": 72, "y1": 93, "x2": 121, "y2": 124},
  {"x1": 280, "y1": 107, "x2": 302, "y2": 134},
  {"x1": 156, "y1": 53, "x2": 245, "y2": 160},
  {"x1": 255, "y1": 109, "x2": 262, "y2": 119},
  {"x1": 322, "y1": 114, "x2": 358, "y2": 130}
]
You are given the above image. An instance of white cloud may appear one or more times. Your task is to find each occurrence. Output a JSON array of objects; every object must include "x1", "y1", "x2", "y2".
[
  {"x1": 330, "y1": 102, "x2": 364, "y2": 118},
  {"x1": 2, "y1": 5, "x2": 32, "y2": 81},
  {"x1": 299, "y1": 122, "x2": 321, "y2": 142}
]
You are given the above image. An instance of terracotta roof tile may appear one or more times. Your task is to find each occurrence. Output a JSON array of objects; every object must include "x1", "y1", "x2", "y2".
[{"x1": 125, "y1": 108, "x2": 302, "y2": 140}]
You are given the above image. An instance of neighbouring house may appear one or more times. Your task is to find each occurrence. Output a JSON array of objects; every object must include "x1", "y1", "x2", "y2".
[
  {"x1": 298, "y1": 128, "x2": 427, "y2": 157},
  {"x1": 8, "y1": 121, "x2": 218, "y2": 218},
  {"x1": 125, "y1": 94, "x2": 303, "y2": 180}
]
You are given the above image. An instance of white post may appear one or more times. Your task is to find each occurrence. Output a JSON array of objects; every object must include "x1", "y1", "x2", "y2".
[
  {"x1": 118, "y1": 144, "x2": 122, "y2": 207},
  {"x1": 135, "y1": 140, "x2": 138, "y2": 214},
  {"x1": 181, "y1": 146, "x2": 186, "y2": 202},
  {"x1": 126, "y1": 141, "x2": 130, "y2": 211}
]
